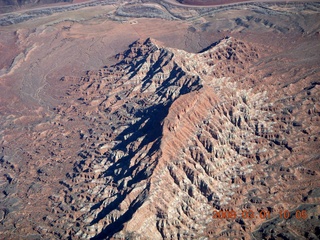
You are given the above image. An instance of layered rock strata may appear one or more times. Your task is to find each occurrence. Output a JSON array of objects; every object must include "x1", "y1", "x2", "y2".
[{"x1": 38, "y1": 37, "x2": 320, "y2": 239}]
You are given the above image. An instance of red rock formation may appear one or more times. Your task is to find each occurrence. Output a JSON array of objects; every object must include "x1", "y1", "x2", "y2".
[{"x1": 30, "y1": 37, "x2": 319, "y2": 239}]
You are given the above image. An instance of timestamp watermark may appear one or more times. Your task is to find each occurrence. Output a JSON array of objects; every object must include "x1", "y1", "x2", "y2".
[{"x1": 212, "y1": 209, "x2": 308, "y2": 220}]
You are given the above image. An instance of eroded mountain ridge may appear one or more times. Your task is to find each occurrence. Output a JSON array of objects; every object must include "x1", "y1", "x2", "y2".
[
  {"x1": 42, "y1": 37, "x2": 320, "y2": 239},
  {"x1": 0, "y1": 36, "x2": 319, "y2": 239}
]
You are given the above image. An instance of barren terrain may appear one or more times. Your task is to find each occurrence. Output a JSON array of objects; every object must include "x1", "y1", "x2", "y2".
[{"x1": 0, "y1": 0, "x2": 320, "y2": 239}]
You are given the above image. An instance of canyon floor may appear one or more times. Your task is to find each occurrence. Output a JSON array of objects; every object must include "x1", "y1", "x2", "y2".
[{"x1": 0, "y1": 0, "x2": 320, "y2": 239}]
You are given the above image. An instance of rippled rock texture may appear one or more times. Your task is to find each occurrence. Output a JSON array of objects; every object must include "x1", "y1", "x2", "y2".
[{"x1": 25, "y1": 37, "x2": 319, "y2": 239}]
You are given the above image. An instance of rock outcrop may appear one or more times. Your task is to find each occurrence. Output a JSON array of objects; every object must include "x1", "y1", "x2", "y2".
[{"x1": 34, "y1": 37, "x2": 320, "y2": 239}]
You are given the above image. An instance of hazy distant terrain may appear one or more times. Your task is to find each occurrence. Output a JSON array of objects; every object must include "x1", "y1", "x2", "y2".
[
  {"x1": 0, "y1": 0, "x2": 319, "y2": 239},
  {"x1": 0, "y1": 0, "x2": 73, "y2": 13}
]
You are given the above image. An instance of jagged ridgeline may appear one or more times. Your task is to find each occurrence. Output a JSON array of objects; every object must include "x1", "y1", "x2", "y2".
[{"x1": 48, "y1": 37, "x2": 320, "y2": 239}]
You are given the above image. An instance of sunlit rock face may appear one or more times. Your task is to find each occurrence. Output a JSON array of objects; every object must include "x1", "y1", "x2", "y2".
[{"x1": 36, "y1": 37, "x2": 319, "y2": 239}]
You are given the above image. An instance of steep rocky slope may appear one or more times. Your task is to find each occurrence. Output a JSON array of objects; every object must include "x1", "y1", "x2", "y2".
[
  {"x1": 1, "y1": 1, "x2": 320, "y2": 239},
  {"x1": 26, "y1": 37, "x2": 319, "y2": 239}
]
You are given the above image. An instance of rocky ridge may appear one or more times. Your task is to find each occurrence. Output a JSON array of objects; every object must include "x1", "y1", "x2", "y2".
[{"x1": 38, "y1": 37, "x2": 320, "y2": 239}]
